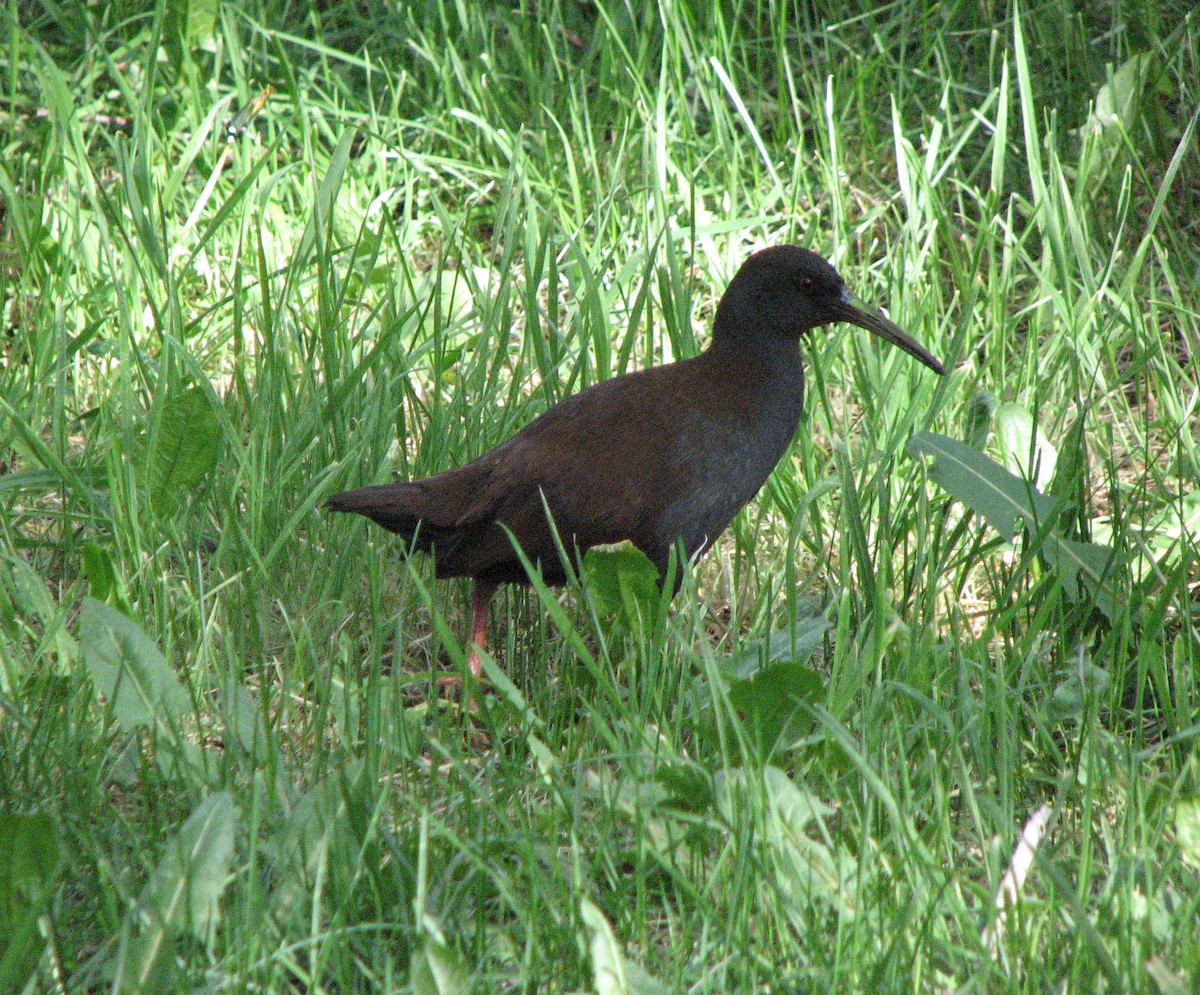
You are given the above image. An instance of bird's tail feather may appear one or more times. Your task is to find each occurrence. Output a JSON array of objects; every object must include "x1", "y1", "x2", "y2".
[{"x1": 326, "y1": 483, "x2": 439, "y2": 547}]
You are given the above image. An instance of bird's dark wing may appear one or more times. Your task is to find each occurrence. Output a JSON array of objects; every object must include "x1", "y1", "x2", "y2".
[
  {"x1": 328, "y1": 354, "x2": 759, "y2": 585},
  {"x1": 434, "y1": 359, "x2": 719, "y2": 581}
]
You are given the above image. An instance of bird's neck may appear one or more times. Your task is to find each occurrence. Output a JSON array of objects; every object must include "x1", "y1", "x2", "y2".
[
  {"x1": 706, "y1": 333, "x2": 806, "y2": 392},
  {"x1": 701, "y1": 335, "x2": 807, "y2": 444}
]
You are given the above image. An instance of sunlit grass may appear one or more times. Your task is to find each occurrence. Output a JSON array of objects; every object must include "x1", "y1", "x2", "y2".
[{"x1": 2, "y1": 0, "x2": 1198, "y2": 991}]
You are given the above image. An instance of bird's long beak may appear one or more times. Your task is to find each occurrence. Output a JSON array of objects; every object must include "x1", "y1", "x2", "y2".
[{"x1": 835, "y1": 290, "x2": 945, "y2": 376}]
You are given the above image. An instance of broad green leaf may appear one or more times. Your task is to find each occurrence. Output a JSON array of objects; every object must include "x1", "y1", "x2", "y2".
[
  {"x1": 764, "y1": 772, "x2": 850, "y2": 915},
  {"x1": 760, "y1": 765, "x2": 836, "y2": 834},
  {"x1": 221, "y1": 682, "x2": 269, "y2": 758},
  {"x1": 117, "y1": 792, "x2": 236, "y2": 991},
  {"x1": 581, "y1": 898, "x2": 628, "y2": 995},
  {"x1": 1041, "y1": 533, "x2": 1126, "y2": 621},
  {"x1": 907, "y1": 431, "x2": 1058, "y2": 539},
  {"x1": 1175, "y1": 799, "x2": 1200, "y2": 871},
  {"x1": 715, "y1": 768, "x2": 852, "y2": 914},
  {"x1": 726, "y1": 619, "x2": 829, "y2": 680},
  {"x1": 1078, "y1": 52, "x2": 1156, "y2": 190},
  {"x1": 965, "y1": 390, "x2": 998, "y2": 450},
  {"x1": 726, "y1": 660, "x2": 823, "y2": 759},
  {"x1": 1049, "y1": 657, "x2": 1111, "y2": 721},
  {"x1": 411, "y1": 930, "x2": 471, "y2": 995},
  {"x1": 185, "y1": 0, "x2": 219, "y2": 51},
  {"x1": 1, "y1": 554, "x2": 78, "y2": 683},
  {"x1": 164, "y1": 0, "x2": 219, "y2": 68},
  {"x1": 909, "y1": 433, "x2": 1127, "y2": 621},
  {"x1": 582, "y1": 541, "x2": 664, "y2": 633},
  {"x1": 692, "y1": 616, "x2": 828, "y2": 762},
  {"x1": 0, "y1": 813, "x2": 62, "y2": 993},
  {"x1": 136, "y1": 793, "x2": 236, "y2": 938},
  {"x1": 79, "y1": 597, "x2": 190, "y2": 729},
  {"x1": 82, "y1": 542, "x2": 132, "y2": 616},
  {"x1": 1145, "y1": 957, "x2": 1191, "y2": 995},
  {"x1": 995, "y1": 402, "x2": 1057, "y2": 492},
  {"x1": 263, "y1": 763, "x2": 364, "y2": 915},
  {"x1": 655, "y1": 763, "x2": 714, "y2": 814},
  {"x1": 147, "y1": 385, "x2": 222, "y2": 518}
]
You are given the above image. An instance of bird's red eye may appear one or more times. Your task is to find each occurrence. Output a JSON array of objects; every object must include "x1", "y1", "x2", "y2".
[{"x1": 799, "y1": 275, "x2": 814, "y2": 291}]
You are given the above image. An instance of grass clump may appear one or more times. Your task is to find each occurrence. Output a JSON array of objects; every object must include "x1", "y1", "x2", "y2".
[{"x1": 2, "y1": 0, "x2": 1199, "y2": 990}]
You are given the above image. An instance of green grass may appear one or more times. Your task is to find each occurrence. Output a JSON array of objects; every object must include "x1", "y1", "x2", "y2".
[{"x1": 3, "y1": 0, "x2": 1199, "y2": 990}]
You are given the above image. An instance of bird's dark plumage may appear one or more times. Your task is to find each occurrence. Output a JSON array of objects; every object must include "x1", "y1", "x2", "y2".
[{"x1": 328, "y1": 245, "x2": 945, "y2": 673}]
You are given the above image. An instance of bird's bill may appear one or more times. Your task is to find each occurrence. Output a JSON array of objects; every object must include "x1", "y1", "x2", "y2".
[{"x1": 835, "y1": 290, "x2": 946, "y2": 376}]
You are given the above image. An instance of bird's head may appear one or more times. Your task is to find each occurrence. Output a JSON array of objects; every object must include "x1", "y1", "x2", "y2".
[{"x1": 713, "y1": 244, "x2": 945, "y2": 376}]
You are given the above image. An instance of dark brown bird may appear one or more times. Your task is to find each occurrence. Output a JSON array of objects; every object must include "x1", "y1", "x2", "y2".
[{"x1": 328, "y1": 245, "x2": 945, "y2": 675}]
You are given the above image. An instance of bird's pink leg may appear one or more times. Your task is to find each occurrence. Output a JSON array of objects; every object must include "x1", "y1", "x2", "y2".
[{"x1": 466, "y1": 580, "x2": 496, "y2": 678}]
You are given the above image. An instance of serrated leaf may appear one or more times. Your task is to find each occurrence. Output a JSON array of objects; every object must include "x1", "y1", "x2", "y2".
[
  {"x1": 714, "y1": 767, "x2": 852, "y2": 913},
  {"x1": 147, "y1": 385, "x2": 222, "y2": 517},
  {"x1": 713, "y1": 766, "x2": 837, "y2": 836},
  {"x1": 79, "y1": 597, "x2": 190, "y2": 729},
  {"x1": 760, "y1": 765, "x2": 836, "y2": 832}
]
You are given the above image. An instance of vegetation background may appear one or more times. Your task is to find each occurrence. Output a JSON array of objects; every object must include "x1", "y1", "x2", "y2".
[{"x1": 2, "y1": 0, "x2": 1198, "y2": 991}]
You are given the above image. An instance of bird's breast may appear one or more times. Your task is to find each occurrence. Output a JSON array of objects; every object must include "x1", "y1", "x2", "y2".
[{"x1": 657, "y1": 379, "x2": 805, "y2": 557}]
